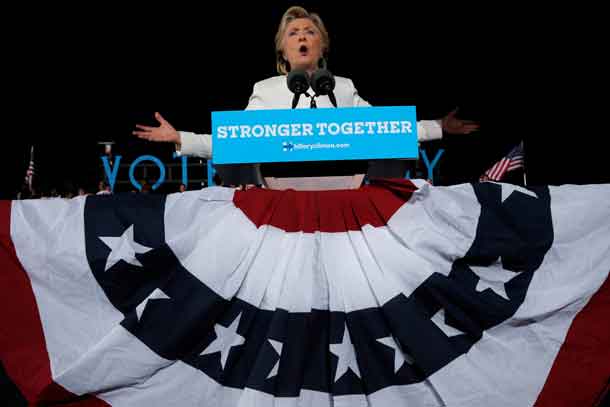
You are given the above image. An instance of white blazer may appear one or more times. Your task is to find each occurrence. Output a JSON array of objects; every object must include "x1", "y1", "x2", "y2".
[{"x1": 177, "y1": 75, "x2": 442, "y2": 158}]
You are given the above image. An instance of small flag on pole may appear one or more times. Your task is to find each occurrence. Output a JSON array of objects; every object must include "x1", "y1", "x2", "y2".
[
  {"x1": 24, "y1": 146, "x2": 35, "y2": 193},
  {"x1": 480, "y1": 141, "x2": 524, "y2": 182}
]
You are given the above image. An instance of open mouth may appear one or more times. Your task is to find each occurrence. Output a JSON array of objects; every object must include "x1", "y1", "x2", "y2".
[{"x1": 299, "y1": 45, "x2": 309, "y2": 55}]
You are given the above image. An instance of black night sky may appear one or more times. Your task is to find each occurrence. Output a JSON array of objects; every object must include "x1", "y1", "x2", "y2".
[{"x1": 2, "y1": 2, "x2": 607, "y2": 199}]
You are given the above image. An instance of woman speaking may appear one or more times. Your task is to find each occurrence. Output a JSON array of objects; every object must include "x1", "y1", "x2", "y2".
[{"x1": 133, "y1": 6, "x2": 478, "y2": 180}]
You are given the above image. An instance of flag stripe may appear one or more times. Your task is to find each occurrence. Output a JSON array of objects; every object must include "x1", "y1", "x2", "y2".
[
  {"x1": 0, "y1": 200, "x2": 109, "y2": 406},
  {"x1": 535, "y1": 272, "x2": 610, "y2": 407},
  {"x1": 486, "y1": 163, "x2": 499, "y2": 180},
  {"x1": 490, "y1": 159, "x2": 508, "y2": 180},
  {"x1": 493, "y1": 160, "x2": 506, "y2": 179},
  {"x1": 492, "y1": 160, "x2": 506, "y2": 179},
  {"x1": 233, "y1": 178, "x2": 417, "y2": 233}
]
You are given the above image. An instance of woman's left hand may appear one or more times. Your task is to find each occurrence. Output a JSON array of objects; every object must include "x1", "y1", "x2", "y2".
[{"x1": 441, "y1": 108, "x2": 480, "y2": 134}]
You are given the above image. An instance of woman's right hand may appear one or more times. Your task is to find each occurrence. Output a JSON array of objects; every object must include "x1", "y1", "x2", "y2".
[{"x1": 133, "y1": 112, "x2": 180, "y2": 145}]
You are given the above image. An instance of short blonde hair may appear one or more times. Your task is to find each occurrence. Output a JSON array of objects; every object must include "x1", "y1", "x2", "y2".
[{"x1": 275, "y1": 6, "x2": 330, "y2": 75}]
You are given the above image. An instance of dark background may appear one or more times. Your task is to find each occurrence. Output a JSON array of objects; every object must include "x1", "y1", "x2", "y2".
[{"x1": 2, "y1": 2, "x2": 607, "y2": 199}]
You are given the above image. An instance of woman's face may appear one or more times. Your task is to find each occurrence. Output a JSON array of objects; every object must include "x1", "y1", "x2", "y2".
[{"x1": 282, "y1": 18, "x2": 323, "y2": 73}]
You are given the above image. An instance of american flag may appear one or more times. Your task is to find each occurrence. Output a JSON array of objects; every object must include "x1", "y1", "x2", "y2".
[
  {"x1": 24, "y1": 146, "x2": 35, "y2": 192},
  {"x1": 480, "y1": 142, "x2": 524, "y2": 181}
]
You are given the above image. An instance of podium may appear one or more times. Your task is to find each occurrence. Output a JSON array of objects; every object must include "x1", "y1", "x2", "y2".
[{"x1": 211, "y1": 106, "x2": 419, "y2": 190}]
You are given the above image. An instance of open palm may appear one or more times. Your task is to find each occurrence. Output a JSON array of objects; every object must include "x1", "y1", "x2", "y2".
[
  {"x1": 441, "y1": 108, "x2": 480, "y2": 134},
  {"x1": 133, "y1": 112, "x2": 180, "y2": 143}
]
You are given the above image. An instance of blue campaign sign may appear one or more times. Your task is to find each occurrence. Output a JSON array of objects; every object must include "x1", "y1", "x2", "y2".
[{"x1": 211, "y1": 106, "x2": 418, "y2": 164}]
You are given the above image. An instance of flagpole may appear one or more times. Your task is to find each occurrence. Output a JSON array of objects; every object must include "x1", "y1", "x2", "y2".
[
  {"x1": 27, "y1": 145, "x2": 35, "y2": 193},
  {"x1": 521, "y1": 141, "x2": 527, "y2": 187}
]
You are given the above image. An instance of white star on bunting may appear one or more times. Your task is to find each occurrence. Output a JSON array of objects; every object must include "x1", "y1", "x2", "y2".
[
  {"x1": 376, "y1": 336, "x2": 414, "y2": 373},
  {"x1": 266, "y1": 339, "x2": 283, "y2": 379},
  {"x1": 330, "y1": 324, "x2": 361, "y2": 382},
  {"x1": 98, "y1": 225, "x2": 153, "y2": 271},
  {"x1": 470, "y1": 261, "x2": 516, "y2": 300},
  {"x1": 431, "y1": 309, "x2": 465, "y2": 337},
  {"x1": 486, "y1": 181, "x2": 538, "y2": 203},
  {"x1": 201, "y1": 313, "x2": 246, "y2": 370},
  {"x1": 135, "y1": 288, "x2": 170, "y2": 321}
]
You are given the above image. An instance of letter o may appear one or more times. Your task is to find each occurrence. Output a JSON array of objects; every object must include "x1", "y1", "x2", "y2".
[
  {"x1": 252, "y1": 125, "x2": 264, "y2": 138},
  {"x1": 129, "y1": 155, "x2": 166, "y2": 191},
  {"x1": 328, "y1": 123, "x2": 340, "y2": 135}
]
